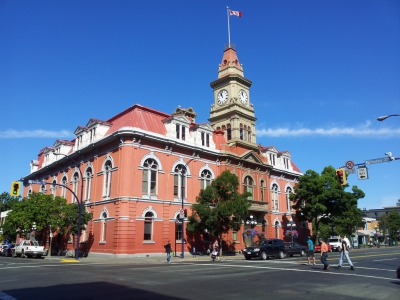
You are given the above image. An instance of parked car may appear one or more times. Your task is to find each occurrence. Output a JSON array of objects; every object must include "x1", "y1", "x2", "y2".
[
  {"x1": 1, "y1": 244, "x2": 15, "y2": 257},
  {"x1": 14, "y1": 240, "x2": 45, "y2": 258},
  {"x1": 314, "y1": 243, "x2": 332, "y2": 253},
  {"x1": 243, "y1": 239, "x2": 286, "y2": 260},
  {"x1": 284, "y1": 242, "x2": 308, "y2": 257}
]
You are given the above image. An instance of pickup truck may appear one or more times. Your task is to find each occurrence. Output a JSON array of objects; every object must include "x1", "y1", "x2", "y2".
[{"x1": 13, "y1": 240, "x2": 45, "y2": 258}]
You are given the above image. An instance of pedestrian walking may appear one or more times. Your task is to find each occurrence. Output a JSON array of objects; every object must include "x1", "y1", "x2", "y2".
[
  {"x1": 213, "y1": 240, "x2": 220, "y2": 261},
  {"x1": 306, "y1": 236, "x2": 316, "y2": 266},
  {"x1": 319, "y1": 238, "x2": 329, "y2": 270},
  {"x1": 192, "y1": 246, "x2": 196, "y2": 258},
  {"x1": 164, "y1": 240, "x2": 172, "y2": 263},
  {"x1": 337, "y1": 236, "x2": 354, "y2": 270}
]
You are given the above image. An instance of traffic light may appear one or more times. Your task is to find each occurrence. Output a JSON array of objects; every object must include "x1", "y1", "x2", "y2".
[
  {"x1": 336, "y1": 168, "x2": 347, "y2": 186},
  {"x1": 10, "y1": 181, "x2": 21, "y2": 197},
  {"x1": 184, "y1": 209, "x2": 187, "y2": 218}
]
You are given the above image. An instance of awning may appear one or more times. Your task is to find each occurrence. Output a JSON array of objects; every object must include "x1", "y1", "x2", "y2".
[{"x1": 357, "y1": 230, "x2": 374, "y2": 236}]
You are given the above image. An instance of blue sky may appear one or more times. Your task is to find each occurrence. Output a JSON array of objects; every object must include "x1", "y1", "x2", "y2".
[{"x1": 1, "y1": 0, "x2": 399, "y2": 210}]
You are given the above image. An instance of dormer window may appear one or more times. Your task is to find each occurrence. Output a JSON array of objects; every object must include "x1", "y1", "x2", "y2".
[
  {"x1": 269, "y1": 153, "x2": 276, "y2": 166},
  {"x1": 201, "y1": 132, "x2": 210, "y2": 147},
  {"x1": 283, "y1": 158, "x2": 290, "y2": 169},
  {"x1": 176, "y1": 124, "x2": 186, "y2": 140}
]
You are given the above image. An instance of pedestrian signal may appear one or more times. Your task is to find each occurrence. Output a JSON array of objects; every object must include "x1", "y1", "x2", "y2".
[
  {"x1": 10, "y1": 181, "x2": 21, "y2": 196},
  {"x1": 336, "y1": 168, "x2": 347, "y2": 186}
]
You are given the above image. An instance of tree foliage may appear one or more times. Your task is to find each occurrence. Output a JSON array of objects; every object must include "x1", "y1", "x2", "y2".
[
  {"x1": 3, "y1": 193, "x2": 92, "y2": 244},
  {"x1": 187, "y1": 170, "x2": 251, "y2": 244},
  {"x1": 291, "y1": 166, "x2": 365, "y2": 241},
  {"x1": 384, "y1": 210, "x2": 400, "y2": 242},
  {"x1": 0, "y1": 192, "x2": 20, "y2": 212}
]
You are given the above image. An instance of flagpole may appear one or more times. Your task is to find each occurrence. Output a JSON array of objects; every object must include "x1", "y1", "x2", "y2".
[{"x1": 227, "y1": 6, "x2": 231, "y2": 48}]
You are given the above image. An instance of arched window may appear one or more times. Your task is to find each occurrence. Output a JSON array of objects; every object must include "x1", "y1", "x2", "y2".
[
  {"x1": 260, "y1": 179, "x2": 266, "y2": 202},
  {"x1": 271, "y1": 184, "x2": 279, "y2": 211},
  {"x1": 275, "y1": 221, "x2": 280, "y2": 238},
  {"x1": 61, "y1": 176, "x2": 68, "y2": 199},
  {"x1": 85, "y1": 167, "x2": 93, "y2": 202},
  {"x1": 144, "y1": 212, "x2": 153, "y2": 241},
  {"x1": 227, "y1": 124, "x2": 231, "y2": 140},
  {"x1": 286, "y1": 186, "x2": 293, "y2": 212},
  {"x1": 200, "y1": 169, "x2": 212, "y2": 189},
  {"x1": 244, "y1": 176, "x2": 254, "y2": 200},
  {"x1": 173, "y1": 165, "x2": 187, "y2": 199},
  {"x1": 142, "y1": 158, "x2": 158, "y2": 195},
  {"x1": 103, "y1": 160, "x2": 112, "y2": 198},
  {"x1": 40, "y1": 184, "x2": 46, "y2": 193},
  {"x1": 51, "y1": 180, "x2": 57, "y2": 197},
  {"x1": 101, "y1": 211, "x2": 108, "y2": 242},
  {"x1": 72, "y1": 171, "x2": 79, "y2": 203}
]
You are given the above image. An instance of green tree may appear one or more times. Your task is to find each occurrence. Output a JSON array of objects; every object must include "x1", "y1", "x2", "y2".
[
  {"x1": 291, "y1": 166, "x2": 365, "y2": 244},
  {"x1": 187, "y1": 170, "x2": 251, "y2": 252},
  {"x1": 3, "y1": 193, "x2": 92, "y2": 246},
  {"x1": 386, "y1": 210, "x2": 400, "y2": 245},
  {"x1": 0, "y1": 192, "x2": 20, "y2": 212}
]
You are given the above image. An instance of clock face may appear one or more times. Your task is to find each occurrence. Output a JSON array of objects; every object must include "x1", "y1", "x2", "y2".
[
  {"x1": 239, "y1": 89, "x2": 248, "y2": 104},
  {"x1": 217, "y1": 89, "x2": 229, "y2": 105}
]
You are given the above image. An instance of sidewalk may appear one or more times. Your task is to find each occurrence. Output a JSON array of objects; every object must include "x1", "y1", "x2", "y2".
[{"x1": 44, "y1": 244, "x2": 400, "y2": 264}]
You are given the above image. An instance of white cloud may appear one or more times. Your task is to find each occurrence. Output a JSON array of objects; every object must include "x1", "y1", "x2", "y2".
[
  {"x1": 0, "y1": 129, "x2": 73, "y2": 138},
  {"x1": 256, "y1": 121, "x2": 400, "y2": 138}
]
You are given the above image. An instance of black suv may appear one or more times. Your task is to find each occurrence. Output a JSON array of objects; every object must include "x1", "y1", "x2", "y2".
[{"x1": 243, "y1": 239, "x2": 286, "y2": 260}]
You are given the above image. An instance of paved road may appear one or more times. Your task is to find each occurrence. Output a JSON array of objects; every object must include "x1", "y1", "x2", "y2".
[{"x1": 0, "y1": 246, "x2": 399, "y2": 300}]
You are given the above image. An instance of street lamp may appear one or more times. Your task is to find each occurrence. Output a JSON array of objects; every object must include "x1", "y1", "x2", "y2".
[
  {"x1": 53, "y1": 152, "x2": 83, "y2": 260},
  {"x1": 246, "y1": 215, "x2": 257, "y2": 246},
  {"x1": 288, "y1": 219, "x2": 295, "y2": 243},
  {"x1": 377, "y1": 114, "x2": 400, "y2": 121},
  {"x1": 246, "y1": 215, "x2": 257, "y2": 228}
]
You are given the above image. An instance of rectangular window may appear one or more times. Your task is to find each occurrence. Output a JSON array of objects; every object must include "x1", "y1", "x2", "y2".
[
  {"x1": 85, "y1": 177, "x2": 92, "y2": 201},
  {"x1": 176, "y1": 124, "x2": 180, "y2": 139},
  {"x1": 206, "y1": 134, "x2": 210, "y2": 147},
  {"x1": 174, "y1": 175, "x2": 179, "y2": 196},
  {"x1": 233, "y1": 231, "x2": 237, "y2": 241},
  {"x1": 201, "y1": 132, "x2": 205, "y2": 146},
  {"x1": 150, "y1": 170, "x2": 156, "y2": 194},
  {"x1": 144, "y1": 221, "x2": 152, "y2": 240},
  {"x1": 240, "y1": 124, "x2": 243, "y2": 140},
  {"x1": 175, "y1": 223, "x2": 182, "y2": 240},
  {"x1": 227, "y1": 124, "x2": 231, "y2": 140},
  {"x1": 182, "y1": 126, "x2": 186, "y2": 140},
  {"x1": 142, "y1": 169, "x2": 148, "y2": 193}
]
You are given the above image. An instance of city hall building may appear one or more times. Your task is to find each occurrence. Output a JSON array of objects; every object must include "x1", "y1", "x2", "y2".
[{"x1": 22, "y1": 46, "x2": 304, "y2": 256}]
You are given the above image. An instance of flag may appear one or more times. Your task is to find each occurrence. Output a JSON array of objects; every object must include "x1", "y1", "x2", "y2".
[{"x1": 229, "y1": 10, "x2": 242, "y2": 17}]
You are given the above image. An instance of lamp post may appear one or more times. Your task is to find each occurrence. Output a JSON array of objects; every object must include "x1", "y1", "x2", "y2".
[
  {"x1": 288, "y1": 219, "x2": 295, "y2": 243},
  {"x1": 246, "y1": 215, "x2": 257, "y2": 246},
  {"x1": 53, "y1": 152, "x2": 83, "y2": 260},
  {"x1": 377, "y1": 114, "x2": 400, "y2": 121}
]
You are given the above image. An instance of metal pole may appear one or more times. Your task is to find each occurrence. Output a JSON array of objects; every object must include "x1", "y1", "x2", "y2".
[{"x1": 226, "y1": 6, "x2": 231, "y2": 48}]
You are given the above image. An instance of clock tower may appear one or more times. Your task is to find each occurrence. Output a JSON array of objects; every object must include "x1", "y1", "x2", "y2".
[{"x1": 209, "y1": 46, "x2": 257, "y2": 148}]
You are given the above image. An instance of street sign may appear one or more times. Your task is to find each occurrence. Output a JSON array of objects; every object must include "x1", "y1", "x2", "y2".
[
  {"x1": 365, "y1": 157, "x2": 390, "y2": 165},
  {"x1": 345, "y1": 160, "x2": 356, "y2": 174},
  {"x1": 357, "y1": 167, "x2": 368, "y2": 180},
  {"x1": 345, "y1": 160, "x2": 354, "y2": 170}
]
